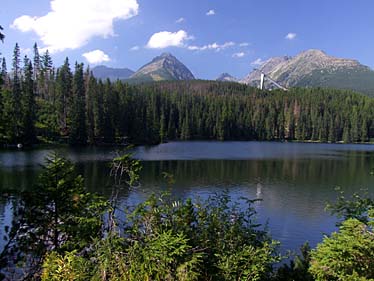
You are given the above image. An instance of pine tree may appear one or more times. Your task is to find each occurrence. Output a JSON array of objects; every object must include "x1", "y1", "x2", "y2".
[
  {"x1": 55, "y1": 57, "x2": 72, "y2": 135},
  {"x1": 11, "y1": 43, "x2": 23, "y2": 142},
  {"x1": 94, "y1": 80, "x2": 105, "y2": 140},
  {"x1": 22, "y1": 56, "x2": 36, "y2": 144},
  {"x1": 33, "y1": 43, "x2": 41, "y2": 94},
  {"x1": 69, "y1": 63, "x2": 87, "y2": 144},
  {"x1": 102, "y1": 79, "x2": 115, "y2": 143},
  {"x1": 40, "y1": 50, "x2": 53, "y2": 99},
  {"x1": 0, "y1": 25, "x2": 4, "y2": 43},
  {"x1": 1, "y1": 57, "x2": 8, "y2": 87},
  {"x1": 86, "y1": 74, "x2": 97, "y2": 144}
]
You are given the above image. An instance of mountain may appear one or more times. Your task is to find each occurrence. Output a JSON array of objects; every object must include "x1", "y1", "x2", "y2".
[
  {"x1": 241, "y1": 56, "x2": 290, "y2": 86},
  {"x1": 91, "y1": 65, "x2": 134, "y2": 81},
  {"x1": 129, "y1": 53, "x2": 195, "y2": 82},
  {"x1": 216, "y1": 73, "x2": 238, "y2": 82},
  {"x1": 241, "y1": 49, "x2": 374, "y2": 96}
]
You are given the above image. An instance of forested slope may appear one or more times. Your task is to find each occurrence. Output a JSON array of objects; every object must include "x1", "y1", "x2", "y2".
[{"x1": 1, "y1": 44, "x2": 374, "y2": 145}]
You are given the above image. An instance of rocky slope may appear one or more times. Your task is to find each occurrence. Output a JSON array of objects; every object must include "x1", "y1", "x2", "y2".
[
  {"x1": 216, "y1": 73, "x2": 238, "y2": 82},
  {"x1": 129, "y1": 53, "x2": 195, "y2": 82},
  {"x1": 241, "y1": 49, "x2": 374, "y2": 95}
]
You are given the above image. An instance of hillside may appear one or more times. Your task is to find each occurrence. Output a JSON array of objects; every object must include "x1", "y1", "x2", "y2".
[{"x1": 241, "y1": 49, "x2": 374, "y2": 96}]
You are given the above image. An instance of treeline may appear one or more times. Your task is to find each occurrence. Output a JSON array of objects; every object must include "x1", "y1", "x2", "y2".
[{"x1": 1, "y1": 43, "x2": 374, "y2": 145}]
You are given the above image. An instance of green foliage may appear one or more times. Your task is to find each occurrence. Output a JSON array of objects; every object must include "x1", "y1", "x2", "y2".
[
  {"x1": 69, "y1": 63, "x2": 87, "y2": 144},
  {"x1": 216, "y1": 242, "x2": 277, "y2": 281},
  {"x1": 309, "y1": 218, "x2": 374, "y2": 281},
  {"x1": 274, "y1": 243, "x2": 314, "y2": 281},
  {"x1": 21, "y1": 56, "x2": 37, "y2": 144},
  {"x1": 110, "y1": 149, "x2": 142, "y2": 187},
  {"x1": 123, "y1": 230, "x2": 202, "y2": 281},
  {"x1": 125, "y1": 191, "x2": 279, "y2": 280},
  {"x1": 40, "y1": 190, "x2": 278, "y2": 281},
  {"x1": 0, "y1": 153, "x2": 108, "y2": 278},
  {"x1": 1, "y1": 46, "x2": 374, "y2": 146},
  {"x1": 41, "y1": 250, "x2": 91, "y2": 281},
  {"x1": 326, "y1": 188, "x2": 374, "y2": 224}
]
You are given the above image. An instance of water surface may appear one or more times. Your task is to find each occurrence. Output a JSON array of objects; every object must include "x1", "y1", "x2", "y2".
[{"x1": 1, "y1": 141, "x2": 374, "y2": 253}]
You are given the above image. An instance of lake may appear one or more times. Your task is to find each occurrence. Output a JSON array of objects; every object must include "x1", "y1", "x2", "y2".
[{"x1": 1, "y1": 141, "x2": 374, "y2": 254}]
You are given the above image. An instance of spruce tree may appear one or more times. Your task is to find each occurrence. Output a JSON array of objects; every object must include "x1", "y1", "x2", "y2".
[
  {"x1": 33, "y1": 43, "x2": 41, "y2": 94},
  {"x1": 69, "y1": 63, "x2": 87, "y2": 144},
  {"x1": 86, "y1": 74, "x2": 97, "y2": 144},
  {"x1": 11, "y1": 43, "x2": 23, "y2": 142},
  {"x1": 22, "y1": 56, "x2": 36, "y2": 144},
  {"x1": 0, "y1": 25, "x2": 4, "y2": 43},
  {"x1": 56, "y1": 57, "x2": 72, "y2": 134},
  {"x1": 40, "y1": 50, "x2": 53, "y2": 99}
]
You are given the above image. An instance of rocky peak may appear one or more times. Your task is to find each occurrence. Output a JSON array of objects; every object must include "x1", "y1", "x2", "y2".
[
  {"x1": 130, "y1": 53, "x2": 195, "y2": 81},
  {"x1": 216, "y1": 73, "x2": 237, "y2": 82}
]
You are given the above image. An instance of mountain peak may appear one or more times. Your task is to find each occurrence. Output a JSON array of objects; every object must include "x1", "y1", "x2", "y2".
[
  {"x1": 299, "y1": 49, "x2": 326, "y2": 56},
  {"x1": 130, "y1": 53, "x2": 195, "y2": 82},
  {"x1": 216, "y1": 73, "x2": 237, "y2": 82},
  {"x1": 159, "y1": 52, "x2": 174, "y2": 58},
  {"x1": 241, "y1": 49, "x2": 374, "y2": 95}
]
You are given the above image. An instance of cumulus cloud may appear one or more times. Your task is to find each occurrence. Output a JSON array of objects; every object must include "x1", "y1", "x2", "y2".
[
  {"x1": 82, "y1": 49, "x2": 111, "y2": 64},
  {"x1": 11, "y1": 0, "x2": 139, "y2": 53},
  {"x1": 285, "y1": 33, "x2": 297, "y2": 40},
  {"x1": 232, "y1": 52, "x2": 245, "y2": 58},
  {"x1": 251, "y1": 58, "x2": 265, "y2": 66},
  {"x1": 146, "y1": 30, "x2": 191, "y2": 49},
  {"x1": 176, "y1": 17, "x2": 185, "y2": 23},
  {"x1": 188, "y1": 41, "x2": 235, "y2": 52},
  {"x1": 206, "y1": 10, "x2": 215, "y2": 16}
]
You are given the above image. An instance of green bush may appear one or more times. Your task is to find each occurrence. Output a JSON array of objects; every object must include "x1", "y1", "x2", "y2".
[{"x1": 309, "y1": 218, "x2": 374, "y2": 281}]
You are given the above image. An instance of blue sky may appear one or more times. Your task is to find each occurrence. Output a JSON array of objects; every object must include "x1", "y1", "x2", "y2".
[{"x1": 1, "y1": 0, "x2": 374, "y2": 79}]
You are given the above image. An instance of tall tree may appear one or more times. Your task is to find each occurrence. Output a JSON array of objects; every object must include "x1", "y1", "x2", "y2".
[
  {"x1": 69, "y1": 63, "x2": 87, "y2": 144},
  {"x1": 40, "y1": 50, "x2": 53, "y2": 99},
  {"x1": 22, "y1": 56, "x2": 37, "y2": 143},
  {"x1": 55, "y1": 57, "x2": 72, "y2": 134},
  {"x1": 11, "y1": 43, "x2": 23, "y2": 142},
  {"x1": 0, "y1": 25, "x2": 4, "y2": 43},
  {"x1": 33, "y1": 43, "x2": 41, "y2": 94},
  {"x1": 85, "y1": 73, "x2": 97, "y2": 144}
]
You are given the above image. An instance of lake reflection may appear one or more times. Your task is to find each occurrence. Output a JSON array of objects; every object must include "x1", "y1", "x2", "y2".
[{"x1": 1, "y1": 141, "x2": 374, "y2": 253}]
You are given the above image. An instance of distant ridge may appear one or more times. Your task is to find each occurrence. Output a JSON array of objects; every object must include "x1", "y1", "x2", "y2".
[
  {"x1": 91, "y1": 65, "x2": 134, "y2": 81},
  {"x1": 241, "y1": 49, "x2": 374, "y2": 96}
]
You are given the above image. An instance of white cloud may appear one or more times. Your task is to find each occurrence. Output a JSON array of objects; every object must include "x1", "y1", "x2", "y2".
[
  {"x1": 188, "y1": 41, "x2": 235, "y2": 52},
  {"x1": 239, "y1": 42, "x2": 250, "y2": 47},
  {"x1": 82, "y1": 49, "x2": 111, "y2": 64},
  {"x1": 176, "y1": 17, "x2": 185, "y2": 23},
  {"x1": 251, "y1": 58, "x2": 265, "y2": 66},
  {"x1": 130, "y1": 45, "x2": 140, "y2": 51},
  {"x1": 232, "y1": 52, "x2": 245, "y2": 58},
  {"x1": 11, "y1": 0, "x2": 139, "y2": 53},
  {"x1": 285, "y1": 33, "x2": 297, "y2": 40},
  {"x1": 146, "y1": 30, "x2": 191, "y2": 49},
  {"x1": 206, "y1": 10, "x2": 215, "y2": 16}
]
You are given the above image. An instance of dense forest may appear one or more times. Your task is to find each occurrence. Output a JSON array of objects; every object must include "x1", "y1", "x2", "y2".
[{"x1": 1, "y1": 43, "x2": 374, "y2": 146}]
